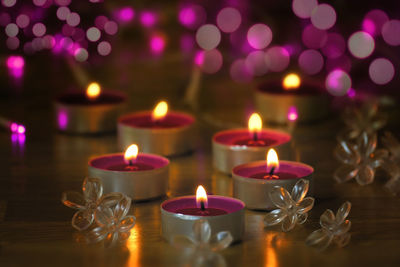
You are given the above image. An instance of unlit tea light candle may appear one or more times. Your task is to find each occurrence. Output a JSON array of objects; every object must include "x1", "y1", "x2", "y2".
[
  {"x1": 161, "y1": 186, "x2": 245, "y2": 242},
  {"x1": 118, "y1": 101, "x2": 195, "y2": 156},
  {"x1": 55, "y1": 82, "x2": 126, "y2": 134},
  {"x1": 232, "y1": 149, "x2": 313, "y2": 210},
  {"x1": 88, "y1": 144, "x2": 169, "y2": 201},
  {"x1": 212, "y1": 113, "x2": 291, "y2": 173}
]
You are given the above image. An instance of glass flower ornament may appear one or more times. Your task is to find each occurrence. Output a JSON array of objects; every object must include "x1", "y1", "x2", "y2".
[
  {"x1": 381, "y1": 132, "x2": 400, "y2": 195},
  {"x1": 306, "y1": 201, "x2": 351, "y2": 251},
  {"x1": 62, "y1": 177, "x2": 126, "y2": 231},
  {"x1": 170, "y1": 219, "x2": 233, "y2": 267},
  {"x1": 334, "y1": 132, "x2": 388, "y2": 185},
  {"x1": 86, "y1": 194, "x2": 136, "y2": 247},
  {"x1": 264, "y1": 179, "x2": 314, "y2": 232}
]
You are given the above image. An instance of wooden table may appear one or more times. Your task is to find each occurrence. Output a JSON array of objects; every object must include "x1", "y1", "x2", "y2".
[{"x1": 1, "y1": 59, "x2": 400, "y2": 267}]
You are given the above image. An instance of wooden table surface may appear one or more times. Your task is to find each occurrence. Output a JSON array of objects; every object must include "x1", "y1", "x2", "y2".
[{"x1": 1, "y1": 57, "x2": 400, "y2": 267}]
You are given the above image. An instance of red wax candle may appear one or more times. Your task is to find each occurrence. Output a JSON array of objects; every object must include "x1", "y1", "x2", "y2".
[
  {"x1": 249, "y1": 172, "x2": 297, "y2": 180},
  {"x1": 107, "y1": 162, "x2": 154, "y2": 171}
]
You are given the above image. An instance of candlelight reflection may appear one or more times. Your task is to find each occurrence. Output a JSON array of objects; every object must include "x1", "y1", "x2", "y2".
[
  {"x1": 126, "y1": 225, "x2": 141, "y2": 267},
  {"x1": 264, "y1": 233, "x2": 281, "y2": 267}
]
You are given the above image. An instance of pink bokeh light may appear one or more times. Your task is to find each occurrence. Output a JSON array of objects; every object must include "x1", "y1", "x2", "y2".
[
  {"x1": 178, "y1": 5, "x2": 206, "y2": 29},
  {"x1": 302, "y1": 24, "x2": 327, "y2": 49},
  {"x1": 321, "y1": 33, "x2": 345, "y2": 59},
  {"x1": 140, "y1": 11, "x2": 157, "y2": 28},
  {"x1": 287, "y1": 106, "x2": 298, "y2": 122},
  {"x1": 247, "y1": 24, "x2": 272, "y2": 50},
  {"x1": 6, "y1": 55, "x2": 25, "y2": 78},
  {"x1": 150, "y1": 34, "x2": 166, "y2": 55},
  {"x1": 117, "y1": 7, "x2": 135, "y2": 22},
  {"x1": 264, "y1": 46, "x2": 290, "y2": 72},
  {"x1": 362, "y1": 9, "x2": 388, "y2": 37},
  {"x1": 217, "y1": 7, "x2": 241, "y2": 33},
  {"x1": 311, "y1": 4, "x2": 336, "y2": 30},
  {"x1": 369, "y1": 58, "x2": 395, "y2": 85},
  {"x1": 298, "y1": 49, "x2": 324, "y2": 75},
  {"x1": 245, "y1": 50, "x2": 268, "y2": 76},
  {"x1": 292, "y1": 0, "x2": 318, "y2": 19},
  {"x1": 382, "y1": 20, "x2": 400, "y2": 46},
  {"x1": 325, "y1": 69, "x2": 352, "y2": 96},
  {"x1": 196, "y1": 49, "x2": 223, "y2": 74}
]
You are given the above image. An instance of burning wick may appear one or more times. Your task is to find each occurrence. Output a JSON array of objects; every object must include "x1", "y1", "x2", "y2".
[
  {"x1": 266, "y1": 148, "x2": 279, "y2": 179},
  {"x1": 269, "y1": 166, "x2": 276, "y2": 176},
  {"x1": 196, "y1": 185, "x2": 208, "y2": 212},
  {"x1": 282, "y1": 73, "x2": 301, "y2": 90},
  {"x1": 86, "y1": 82, "x2": 101, "y2": 101},
  {"x1": 248, "y1": 113, "x2": 262, "y2": 142},
  {"x1": 152, "y1": 101, "x2": 168, "y2": 123},
  {"x1": 124, "y1": 144, "x2": 139, "y2": 168}
]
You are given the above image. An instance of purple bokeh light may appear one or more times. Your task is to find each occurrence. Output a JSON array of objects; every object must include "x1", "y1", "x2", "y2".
[
  {"x1": 140, "y1": 11, "x2": 157, "y2": 28},
  {"x1": 325, "y1": 69, "x2": 352, "y2": 96},
  {"x1": 302, "y1": 24, "x2": 327, "y2": 49},
  {"x1": 150, "y1": 34, "x2": 166, "y2": 55},
  {"x1": 287, "y1": 106, "x2": 298, "y2": 122},
  {"x1": 298, "y1": 49, "x2": 324, "y2": 75},
  {"x1": 6, "y1": 55, "x2": 25, "y2": 78},
  {"x1": 117, "y1": 7, "x2": 135, "y2": 22},
  {"x1": 382, "y1": 20, "x2": 400, "y2": 46},
  {"x1": 321, "y1": 33, "x2": 345, "y2": 59},
  {"x1": 362, "y1": 9, "x2": 388, "y2": 37}
]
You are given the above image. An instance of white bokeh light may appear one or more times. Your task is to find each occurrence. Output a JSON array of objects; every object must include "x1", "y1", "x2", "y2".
[
  {"x1": 348, "y1": 31, "x2": 375, "y2": 59},
  {"x1": 325, "y1": 69, "x2": 352, "y2": 96},
  {"x1": 264, "y1": 46, "x2": 290, "y2": 72},
  {"x1": 292, "y1": 0, "x2": 318, "y2": 19},
  {"x1": 247, "y1": 24, "x2": 272, "y2": 50},
  {"x1": 32, "y1": 23, "x2": 46, "y2": 37},
  {"x1": 97, "y1": 41, "x2": 111, "y2": 56},
  {"x1": 5, "y1": 23, "x2": 18, "y2": 37},
  {"x1": 196, "y1": 24, "x2": 221, "y2": 50},
  {"x1": 216, "y1": 7, "x2": 241, "y2": 33},
  {"x1": 86, "y1": 27, "x2": 101, "y2": 42},
  {"x1": 369, "y1": 58, "x2": 395, "y2": 85},
  {"x1": 311, "y1": 4, "x2": 336, "y2": 30}
]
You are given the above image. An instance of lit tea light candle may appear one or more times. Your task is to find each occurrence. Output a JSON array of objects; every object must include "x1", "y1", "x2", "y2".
[
  {"x1": 255, "y1": 73, "x2": 330, "y2": 124},
  {"x1": 212, "y1": 113, "x2": 291, "y2": 174},
  {"x1": 54, "y1": 82, "x2": 126, "y2": 134},
  {"x1": 232, "y1": 148, "x2": 313, "y2": 210},
  {"x1": 118, "y1": 100, "x2": 195, "y2": 156},
  {"x1": 161, "y1": 185, "x2": 245, "y2": 242},
  {"x1": 88, "y1": 144, "x2": 169, "y2": 201}
]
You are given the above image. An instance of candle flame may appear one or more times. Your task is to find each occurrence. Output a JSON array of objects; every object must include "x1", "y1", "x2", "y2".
[
  {"x1": 152, "y1": 101, "x2": 168, "y2": 121},
  {"x1": 248, "y1": 113, "x2": 262, "y2": 133},
  {"x1": 282, "y1": 73, "x2": 301, "y2": 90},
  {"x1": 86, "y1": 82, "x2": 101, "y2": 100},
  {"x1": 267, "y1": 149, "x2": 279, "y2": 172},
  {"x1": 196, "y1": 185, "x2": 208, "y2": 209},
  {"x1": 124, "y1": 144, "x2": 139, "y2": 163}
]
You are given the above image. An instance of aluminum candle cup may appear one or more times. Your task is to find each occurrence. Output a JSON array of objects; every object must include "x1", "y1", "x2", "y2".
[
  {"x1": 232, "y1": 160, "x2": 313, "y2": 210},
  {"x1": 55, "y1": 90, "x2": 126, "y2": 134},
  {"x1": 255, "y1": 80, "x2": 330, "y2": 124},
  {"x1": 161, "y1": 196, "x2": 245, "y2": 242},
  {"x1": 212, "y1": 129, "x2": 291, "y2": 174},
  {"x1": 118, "y1": 111, "x2": 195, "y2": 156},
  {"x1": 88, "y1": 153, "x2": 169, "y2": 201}
]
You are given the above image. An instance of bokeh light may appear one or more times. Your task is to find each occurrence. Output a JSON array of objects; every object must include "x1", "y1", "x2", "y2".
[
  {"x1": 264, "y1": 46, "x2": 290, "y2": 72},
  {"x1": 97, "y1": 41, "x2": 111, "y2": 56},
  {"x1": 5, "y1": 23, "x2": 18, "y2": 37},
  {"x1": 57, "y1": 6, "x2": 70, "y2": 21},
  {"x1": 6, "y1": 55, "x2": 24, "y2": 78},
  {"x1": 230, "y1": 59, "x2": 252, "y2": 83},
  {"x1": 95, "y1": 15, "x2": 108, "y2": 29},
  {"x1": 325, "y1": 69, "x2": 352, "y2": 96},
  {"x1": 16, "y1": 14, "x2": 30, "y2": 28},
  {"x1": 6, "y1": 37, "x2": 19, "y2": 50},
  {"x1": 348, "y1": 31, "x2": 374, "y2": 59},
  {"x1": 150, "y1": 34, "x2": 166, "y2": 55},
  {"x1": 382, "y1": 20, "x2": 400, "y2": 46},
  {"x1": 321, "y1": 33, "x2": 345, "y2": 59},
  {"x1": 292, "y1": 0, "x2": 318, "y2": 19},
  {"x1": 287, "y1": 106, "x2": 298, "y2": 121},
  {"x1": 74, "y1": 47, "x2": 88, "y2": 62},
  {"x1": 32, "y1": 23, "x2": 46, "y2": 37},
  {"x1": 347, "y1": 88, "x2": 356, "y2": 98},
  {"x1": 196, "y1": 24, "x2": 221, "y2": 50},
  {"x1": 180, "y1": 34, "x2": 194, "y2": 52},
  {"x1": 298, "y1": 49, "x2": 324, "y2": 75},
  {"x1": 245, "y1": 50, "x2": 268, "y2": 76},
  {"x1": 33, "y1": 0, "x2": 47, "y2": 7},
  {"x1": 0, "y1": 13, "x2": 11, "y2": 26},
  {"x1": 217, "y1": 7, "x2": 241, "y2": 33},
  {"x1": 140, "y1": 11, "x2": 157, "y2": 28},
  {"x1": 247, "y1": 24, "x2": 272, "y2": 50},
  {"x1": 117, "y1": 7, "x2": 135, "y2": 22},
  {"x1": 196, "y1": 49, "x2": 223, "y2": 74},
  {"x1": 2, "y1": 0, "x2": 16, "y2": 7},
  {"x1": 362, "y1": 9, "x2": 388, "y2": 36},
  {"x1": 302, "y1": 24, "x2": 327, "y2": 49},
  {"x1": 17, "y1": 125, "x2": 26, "y2": 134},
  {"x1": 66, "y1": 12, "x2": 80, "y2": 27},
  {"x1": 86, "y1": 27, "x2": 101, "y2": 42},
  {"x1": 10, "y1": 122, "x2": 18, "y2": 133},
  {"x1": 311, "y1": 4, "x2": 336, "y2": 30},
  {"x1": 178, "y1": 4, "x2": 206, "y2": 29},
  {"x1": 369, "y1": 58, "x2": 395, "y2": 85},
  {"x1": 104, "y1": 21, "x2": 118, "y2": 35},
  {"x1": 55, "y1": 0, "x2": 71, "y2": 6}
]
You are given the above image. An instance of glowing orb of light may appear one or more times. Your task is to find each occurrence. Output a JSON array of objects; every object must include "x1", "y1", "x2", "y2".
[
  {"x1": 264, "y1": 46, "x2": 290, "y2": 72},
  {"x1": 97, "y1": 41, "x2": 111, "y2": 56},
  {"x1": 104, "y1": 20, "x2": 118, "y2": 35},
  {"x1": 32, "y1": 23, "x2": 46, "y2": 37},
  {"x1": 362, "y1": 9, "x2": 388, "y2": 36},
  {"x1": 117, "y1": 7, "x2": 135, "y2": 22},
  {"x1": 16, "y1": 14, "x2": 30, "y2": 28},
  {"x1": 42, "y1": 35, "x2": 55, "y2": 49},
  {"x1": 382, "y1": 20, "x2": 400, "y2": 46},
  {"x1": 150, "y1": 34, "x2": 166, "y2": 55},
  {"x1": 217, "y1": 7, "x2": 241, "y2": 33},
  {"x1": 348, "y1": 31, "x2": 375, "y2": 59},
  {"x1": 178, "y1": 4, "x2": 206, "y2": 29},
  {"x1": 17, "y1": 125, "x2": 25, "y2": 134},
  {"x1": 6, "y1": 37, "x2": 19, "y2": 50},
  {"x1": 74, "y1": 48, "x2": 88, "y2": 62},
  {"x1": 140, "y1": 11, "x2": 157, "y2": 28},
  {"x1": 5, "y1": 23, "x2": 18, "y2": 37},
  {"x1": 311, "y1": 4, "x2": 336, "y2": 30},
  {"x1": 95, "y1": 15, "x2": 108, "y2": 29},
  {"x1": 292, "y1": 0, "x2": 318, "y2": 19},
  {"x1": 321, "y1": 33, "x2": 345, "y2": 59},
  {"x1": 180, "y1": 34, "x2": 194, "y2": 52},
  {"x1": 325, "y1": 69, "x2": 352, "y2": 96},
  {"x1": 57, "y1": 7, "x2": 70, "y2": 21},
  {"x1": 33, "y1": 0, "x2": 47, "y2": 7},
  {"x1": 287, "y1": 106, "x2": 298, "y2": 121},
  {"x1": 369, "y1": 58, "x2": 395, "y2": 85},
  {"x1": 347, "y1": 88, "x2": 356, "y2": 98},
  {"x1": 196, "y1": 24, "x2": 221, "y2": 50},
  {"x1": 86, "y1": 27, "x2": 101, "y2": 42},
  {"x1": 245, "y1": 50, "x2": 268, "y2": 76},
  {"x1": 247, "y1": 24, "x2": 272, "y2": 50},
  {"x1": 298, "y1": 49, "x2": 324, "y2": 75},
  {"x1": 230, "y1": 59, "x2": 253, "y2": 83},
  {"x1": 66, "y1": 12, "x2": 80, "y2": 27},
  {"x1": 302, "y1": 24, "x2": 327, "y2": 49},
  {"x1": 55, "y1": 0, "x2": 71, "y2": 6},
  {"x1": 2, "y1": 0, "x2": 16, "y2": 7},
  {"x1": 283, "y1": 74, "x2": 301, "y2": 90},
  {"x1": 196, "y1": 49, "x2": 223, "y2": 74},
  {"x1": 6, "y1": 55, "x2": 24, "y2": 69}
]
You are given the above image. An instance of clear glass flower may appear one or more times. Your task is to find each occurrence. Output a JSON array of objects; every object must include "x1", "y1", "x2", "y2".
[
  {"x1": 62, "y1": 177, "x2": 126, "y2": 231},
  {"x1": 381, "y1": 132, "x2": 400, "y2": 195},
  {"x1": 334, "y1": 132, "x2": 388, "y2": 185},
  {"x1": 86, "y1": 194, "x2": 136, "y2": 247},
  {"x1": 341, "y1": 102, "x2": 386, "y2": 140},
  {"x1": 170, "y1": 219, "x2": 233, "y2": 267},
  {"x1": 306, "y1": 201, "x2": 351, "y2": 251},
  {"x1": 264, "y1": 179, "x2": 314, "y2": 232}
]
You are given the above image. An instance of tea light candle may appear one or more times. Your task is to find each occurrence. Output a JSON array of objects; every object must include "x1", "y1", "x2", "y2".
[
  {"x1": 118, "y1": 101, "x2": 195, "y2": 156},
  {"x1": 55, "y1": 82, "x2": 126, "y2": 134},
  {"x1": 232, "y1": 149, "x2": 313, "y2": 210},
  {"x1": 88, "y1": 144, "x2": 169, "y2": 201},
  {"x1": 255, "y1": 73, "x2": 330, "y2": 124},
  {"x1": 161, "y1": 186, "x2": 245, "y2": 242},
  {"x1": 212, "y1": 113, "x2": 291, "y2": 174}
]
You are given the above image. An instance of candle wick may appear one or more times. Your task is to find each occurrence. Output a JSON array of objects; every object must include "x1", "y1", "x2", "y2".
[
  {"x1": 129, "y1": 160, "x2": 133, "y2": 166},
  {"x1": 269, "y1": 166, "x2": 275, "y2": 176},
  {"x1": 200, "y1": 201, "x2": 205, "y2": 211},
  {"x1": 253, "y1": 132, "x2": 258, "y2": 142}
]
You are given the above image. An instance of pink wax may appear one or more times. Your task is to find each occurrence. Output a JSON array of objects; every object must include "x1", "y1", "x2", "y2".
[
  {"x1": 233, "y1": 160, "x2": 313, "y2": 180},
  {"x1": 119, "y1": 111, "x2": 194, "y2": 129},
  {"x1": 162, "y1": 195, "x2": 244, "y2": 217},
  {"x1": 56, "y1": 90, "x2": 126, "y2": 106},
  {"x1": 89, "y1": 153, "x2": 168, "y2": 172},
  {"x1": 213, "y1": 129, "x2": 291, "y2": 148}
]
